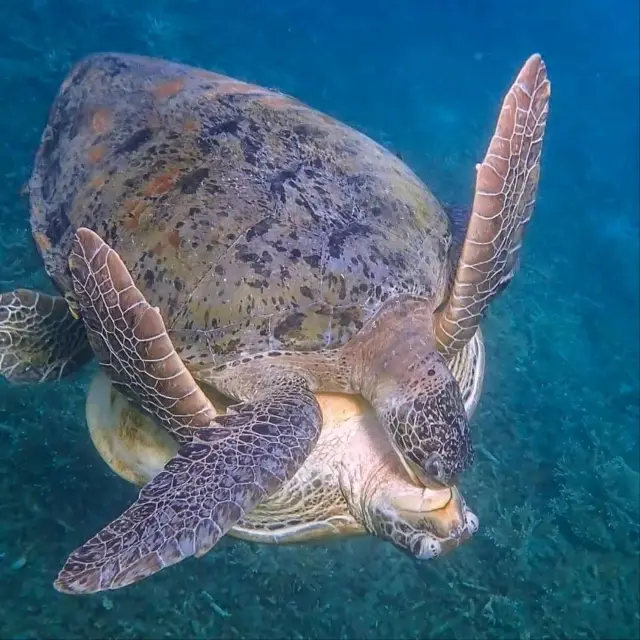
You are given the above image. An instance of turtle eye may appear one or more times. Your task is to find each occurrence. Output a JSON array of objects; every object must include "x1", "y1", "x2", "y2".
[{"x1": 424, "y1": 453, "x2": 446, "y2": 483}]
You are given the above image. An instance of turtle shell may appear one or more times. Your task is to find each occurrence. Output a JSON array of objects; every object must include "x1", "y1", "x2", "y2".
[{"x1": 29, "y1": 53, "x2": 452, "y2": 366}]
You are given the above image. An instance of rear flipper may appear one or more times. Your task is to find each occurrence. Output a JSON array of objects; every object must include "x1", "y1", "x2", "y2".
[
  {"x1": 0, "y1": 289, "x2": 92, "y2": 383},
  {"x1": 54, "y1": 228, "x2": 322, "y2": 594}
]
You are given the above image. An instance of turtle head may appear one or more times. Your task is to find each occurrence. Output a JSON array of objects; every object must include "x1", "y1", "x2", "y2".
[
  {"x1": 365, "y1": 483, "x2": 479, "y2": 560},
  {"x1": 349, "y1": 296, "x2": 475, "y2": 489},
  {"x1": 337, "y1": 426, "x2": 479, "y2": 561},
  {"x1": 368, "y1": 349, "x2": 475, "y2": 489},
  {"x1": 401, "y1": 349, "x2": 474, "y2": 488}
]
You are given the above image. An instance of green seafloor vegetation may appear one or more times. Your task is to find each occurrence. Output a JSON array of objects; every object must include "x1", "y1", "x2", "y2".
[{"x1": 0, "y1": 1, "x2": 638, "y2": 638}]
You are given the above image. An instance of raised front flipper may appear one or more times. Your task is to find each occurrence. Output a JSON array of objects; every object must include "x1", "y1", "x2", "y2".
[
  {"x1": 55, "y1": 228, "x2": 322, "y2": 594},
  {"x1": 68, "y1": 228, "x2": 217, "y2": 443},
  {"x1": 435, "y1": 53, "x2": 551, "y2": 357},
  {"x1": 0, "y1": 289, "x2": 92, "y2": 382}
]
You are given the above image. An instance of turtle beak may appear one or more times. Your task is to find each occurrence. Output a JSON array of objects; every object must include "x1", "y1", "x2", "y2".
[
  {"x1": 423, "y1": 485, "x2": 469, "y2": 540},
  {"x1": 385, "y1": 484, "x2": 479, "y2": 560},
  {"x1": 393, "y1": 485, "x2": 470, "y2": 540}
]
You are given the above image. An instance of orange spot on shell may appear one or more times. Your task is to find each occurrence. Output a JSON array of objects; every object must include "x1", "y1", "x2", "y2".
[
  {"x1": 91, "y1": 109, "x2": 111, "y2": 134},
  {"x1": 255, "y1": 94, "x2": 296, "y2": 109},
  {"x1": 33, "y1": 231, "x2": 51, "y2": 252},
  {"x1": 167, "y1": 230, "x2": 180, "y2": 249},
  {"x1": 218, "y1": 79, "x2": 263, "y2": 95},
  {"x1": 87, "y1": 145, "x2": 106, "y2": 164},
  {"x1": 202, "y1": 81, "x2": 265, "y2": 102},
  {"x1": 183, "y1": 117, "x2": 200, "y2": 133},
  {"x1": 153, "y1": 78, "x2": 186, "y2": 100},
  {"x1": 122, "y1": 199, "x2": 149, "y2": 230},
  {"x1": 89, "y1": 174, "x2": 106, "y2": 190},
  {"x1": 197, "y1": 69, "x2": 226, "y2": 82},
  {"x1": 143, "y1": 167, "x2": 181, "y2": 197}
]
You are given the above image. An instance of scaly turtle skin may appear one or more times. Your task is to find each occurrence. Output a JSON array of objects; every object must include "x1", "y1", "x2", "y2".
[
  {"x1": 0, "y1": 290, "x2": 91, "y2": 382},
  {"x1": 0, "y1": 52, "x2": 550, "y2": 593}
]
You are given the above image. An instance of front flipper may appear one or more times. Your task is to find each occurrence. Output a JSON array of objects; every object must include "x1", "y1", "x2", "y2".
[
  {"x1": 0, "y1": 289, "x2": 92, "y2": 382},
  {"x1": 435, "y1": 53, "x2": 551, "y2": 357},
  {"x1": 68, "y1": 228, "x2": 217, "y2": 443},
  {"x1": 55, "y1": 228, "x2": 322, "y2": 594}
]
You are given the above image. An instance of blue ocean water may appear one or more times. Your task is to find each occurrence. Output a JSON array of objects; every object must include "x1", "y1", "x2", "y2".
[{"x1": 0, "y1": 0, "x2": 638, "y2": 638}]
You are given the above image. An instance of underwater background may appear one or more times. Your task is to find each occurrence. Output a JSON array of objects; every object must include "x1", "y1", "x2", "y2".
[{"x1": 0, "y1": 0, "x2": 638, "y2": 638}]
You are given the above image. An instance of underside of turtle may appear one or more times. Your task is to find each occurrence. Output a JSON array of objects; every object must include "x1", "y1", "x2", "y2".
[
  {"x1": 85, "y1": 326, "x2": 484, "y2": 547},
  {"x1": 85, "y1": 358, "x2": 481, "y2": 548}
]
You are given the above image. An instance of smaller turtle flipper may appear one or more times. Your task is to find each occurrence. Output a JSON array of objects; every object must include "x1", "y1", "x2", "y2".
[
  {"x1": 56, "y1": 228, "x2": 321, "y2": 594},
  {"x1": 67, "y1": 228, "x2": 218, "y2": 443},
  {"x1": 0, "y1": 289, "x2": 92, "y2": 382},
  {"x1": 435, "y1": 53, "x2": 551, "y2": 357}
]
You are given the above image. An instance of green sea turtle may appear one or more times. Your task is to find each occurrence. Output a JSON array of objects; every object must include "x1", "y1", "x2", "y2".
[{"x1": 0, "y1": 52, "x2": 549, "y2": 594}]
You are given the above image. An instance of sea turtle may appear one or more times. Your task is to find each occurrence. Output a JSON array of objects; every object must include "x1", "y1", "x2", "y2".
[{"x1": 0, "y1": 52, "x2": 550, "y2": 594}]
